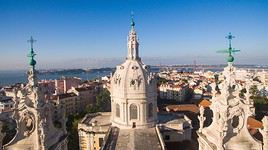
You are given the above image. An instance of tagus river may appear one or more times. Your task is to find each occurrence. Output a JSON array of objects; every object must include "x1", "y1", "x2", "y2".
[{"x1": 0, "y1": 70, "x2": 111, "y2": 86}]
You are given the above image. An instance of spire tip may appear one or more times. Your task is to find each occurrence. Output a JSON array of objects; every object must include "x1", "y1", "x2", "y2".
[{"x1": 131, "y1": 11, "x2": 135, "y2": 27}]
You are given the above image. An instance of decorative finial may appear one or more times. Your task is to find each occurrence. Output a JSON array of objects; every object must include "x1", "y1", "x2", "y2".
[
  {"x1": 127, "y1": 12, "x2": 140, "y2": 60},
  {"x1": 225, "y1": 32, "x2": 235, "y2": 50},
  {"x1": 217, "y1": 33, "x2": 240, "y2": 63},
  {"x1": 131, "y1": 11, "x2": 135, "y2": 27},
  {"x1": 27, "y1": 36, "x2": 37, "y2": 67},
  {"x1": 27, "y1": 36, "x2": 36, "y2": 50}
]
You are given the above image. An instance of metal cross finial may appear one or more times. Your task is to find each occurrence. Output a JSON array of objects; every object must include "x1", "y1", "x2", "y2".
[
  {"x1": 27, "y1": 36, "x2": 36, "y2": 50},
  {"x1": 225, "y1": 32, "x2": 235, "y2": 49},
  {"x1": 27, "y1": 36, "x2": 37, "y2": 67},
  {"x1": 131, "y1": 11, "x2": 134, "y2": 19},
  {"x1": 217, "y1": 33, "x2": 240, "y2": 63},
  {"x1": 130, "y1": 11, "x2": 135, "y2": 27}
]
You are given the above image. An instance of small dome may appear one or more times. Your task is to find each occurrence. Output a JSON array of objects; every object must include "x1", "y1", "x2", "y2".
[
  {"x1": 131, "y1": 19, "x2": 135, "y2": 27},
  {"x1": 227, "y1": 55, "x2": 234, "y2": 62},
  {"x1": 29, "y1": 59, "x2": 36, "y2": 66}
]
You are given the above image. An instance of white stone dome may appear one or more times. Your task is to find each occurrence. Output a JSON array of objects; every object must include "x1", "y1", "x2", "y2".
[{"x1": 111, "y1": 59, "x2": 155, "y2": 100}]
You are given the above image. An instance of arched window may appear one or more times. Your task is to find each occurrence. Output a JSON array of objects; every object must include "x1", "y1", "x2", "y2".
[
  {"x1": 148, "y1": 103, "x2": 153, "y2": 118},
  {"x1": 130, "y1": 104, "x2": 138, "y2": 120},
  {"x1": 116, "y1": 104, "x2": 120, "y2": 118}
]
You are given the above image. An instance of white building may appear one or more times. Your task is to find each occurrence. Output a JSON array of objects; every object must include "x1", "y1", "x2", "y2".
[
  {"x1": 256, "y1": 70, "x2": 268, "y2": 86},
  {"x1": 159, "y1": 83, "x2": 188, "y2": 102},
  {"x1": 0, "y1": 96, "x2": 14, "y2": 112},
  {"x1": 78, "y1": 18, "x2": 192, "y2": 150},
  {"x1": 78, "y1": 112, "x2": 111, "y2": 150}
]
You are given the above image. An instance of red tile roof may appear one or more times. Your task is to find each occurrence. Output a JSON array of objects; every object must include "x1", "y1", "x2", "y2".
[
  {"x1": 198, "y1": 99, "x2": 212, "y2": 108},
  {"x1": 166, "y1": 104, "x2": 199, "y2": 113},
  {"x1": 247, "y1": 117, "x2": 263, "y2": 129},
  {"x1": 75, "y1": 86, "x2": 94, "y2": 92}
]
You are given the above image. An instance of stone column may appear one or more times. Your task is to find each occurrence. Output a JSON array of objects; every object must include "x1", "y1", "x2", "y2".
[
  {"x1": 0, "y1": 121, "x2": 5, "y2": 150},
  {"x1": 217, "y1": 132, "x2": 224, "y2": 150},
  {"x1": 142, "y1": 102, "x2": 146, "y2": 123},
  {"x1": 90, "y1": 133, "x2": 94, "y2": 150},
  {"x1": 154, "y1": 101, "x2": 157, "y2": 122},
  {"x1": 111, "y1": 101, "x2": 114, "y2": 121},
  {"x1": 261, "y1": 116, "x2": 268, "y2": 150},
  {"x1": 123, "y1": 102, "x2": 126, "y2": 122},
  {"x1": 126, "y1": 102, "x2": 128, "y2": 126}
]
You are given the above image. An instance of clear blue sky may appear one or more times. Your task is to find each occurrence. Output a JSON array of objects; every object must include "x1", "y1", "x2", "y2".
[{"x1": 0, "y1": 0, "x2": 268, "y2": 70}]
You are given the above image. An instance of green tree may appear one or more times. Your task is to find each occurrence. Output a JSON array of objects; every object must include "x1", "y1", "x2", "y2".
[
  {"x1": 181, "y1": 79, "x2": 188, "y2": 83},
  {"x1": 66, "y1": 114, "x2": 84, "y2": 150},
  {"x1": 96, "y1": 89, "x2": 111, "y2": 112},
  {"x1": 253, "y1": 96, "x2": 268, "y2": 105},
  {"x1": 1, "y1": 123, "x2": 8, "y2": 133},
  {"x1": 2, "y1": 120, "x2": 17, "y2": 145},
  {"x1": 157, "y1": 77, "x2": 168, "y2": 85},
  {"x1": 53, "y1": 120, "x2": 62, "y2": 129},
  {"x1": 239, "y1": 88, "x2": 247, "y2": 98},
  {"x1": 249, "y1": 85, "x2": 259, "y2": 97},
  {"x1": 85, "y1": 104, "x2": 99, "y2": 113}
]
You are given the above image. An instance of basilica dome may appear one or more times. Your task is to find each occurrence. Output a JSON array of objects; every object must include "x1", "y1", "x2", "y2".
[
  {"x1": 111, "y1": 59, "x2": 155, "y2": 101},
  {"x1": 110, "y1": 18, "x2": 157, "y2": 129}
]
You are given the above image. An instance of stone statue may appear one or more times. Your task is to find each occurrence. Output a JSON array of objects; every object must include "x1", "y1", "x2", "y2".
[{"x1": 198, "y1": 106, "x2": 206, "y2": 133}]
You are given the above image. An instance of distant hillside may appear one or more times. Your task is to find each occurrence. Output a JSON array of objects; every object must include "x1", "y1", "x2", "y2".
[{"x1": 39, "y1": 68, "x2": 115, "y2": 75}]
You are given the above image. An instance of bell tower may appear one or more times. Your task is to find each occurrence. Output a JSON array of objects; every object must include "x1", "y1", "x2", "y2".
[{"x1": 127, "y1": 14, "x2": 140, "y2": 61}]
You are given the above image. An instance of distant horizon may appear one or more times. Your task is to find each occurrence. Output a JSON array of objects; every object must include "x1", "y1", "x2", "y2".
[
  {"x1": 0, "y1": 61, "x2": 267, "y2": 72},
  {"x1": 1, "y1": 61, "x2": 267, "y2": 86}
]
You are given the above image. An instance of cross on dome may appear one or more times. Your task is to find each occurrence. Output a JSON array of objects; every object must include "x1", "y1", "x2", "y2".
[
  {"x1": 27, "y1": 36, "x2": 37, "y2": 67},
  {"x1": 217, "y1": 33, "x2": 240, "y2": 63}
]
